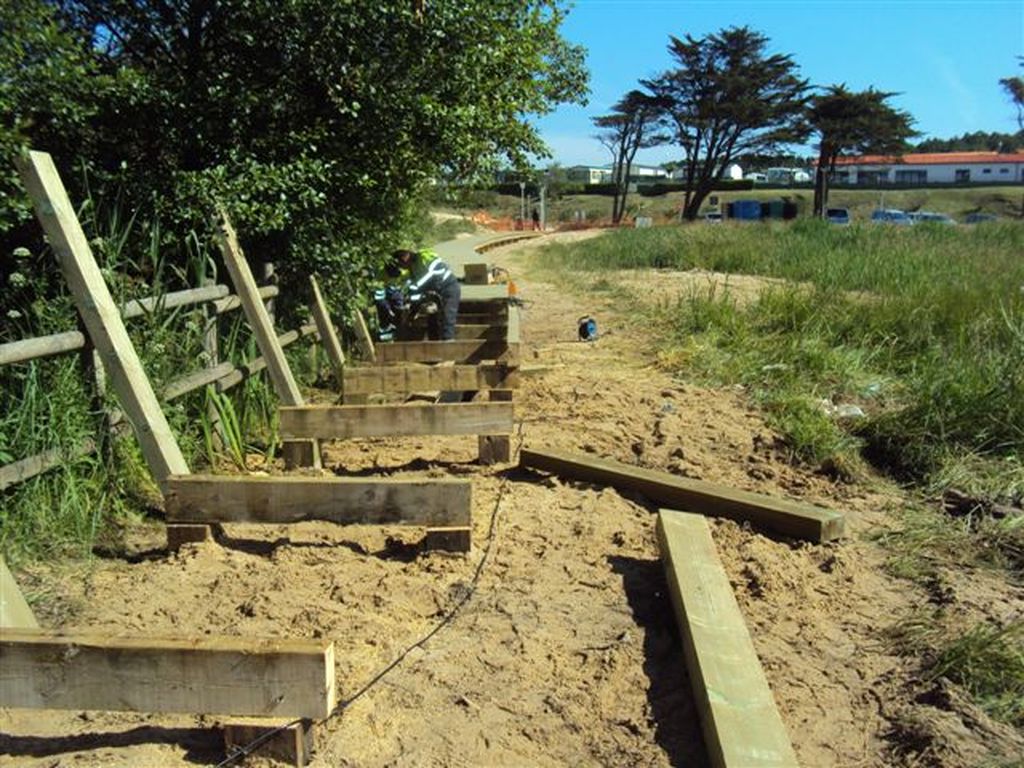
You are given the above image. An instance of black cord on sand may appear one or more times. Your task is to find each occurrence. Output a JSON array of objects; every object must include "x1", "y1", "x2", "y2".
[{"x1": 216, "y1": 423, "x2": 524, "y2": 767}]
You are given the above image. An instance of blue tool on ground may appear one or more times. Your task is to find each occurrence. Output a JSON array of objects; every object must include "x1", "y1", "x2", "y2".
[{"x1": 578, "y1": 315, "x2": 598, "y2": 341}]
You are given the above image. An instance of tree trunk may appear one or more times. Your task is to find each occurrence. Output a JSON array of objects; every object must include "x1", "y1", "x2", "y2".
[{"x1": 812, "y1": 147, "x2": 830, "y2": 217}]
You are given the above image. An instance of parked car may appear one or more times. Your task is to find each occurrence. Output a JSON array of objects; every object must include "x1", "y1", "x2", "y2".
[
  {"x1": 871, "y1": 209, "x2": 913, "y2": 226},
  {"x1": 825, "y1": 207, "x2": 850, "y2": 225},
  {"x1": 965, "y1": 212, "x2": 998, "y2": 224},
  {"x1": 908, "y1": 211, "x2": 956, "y2": 225}
]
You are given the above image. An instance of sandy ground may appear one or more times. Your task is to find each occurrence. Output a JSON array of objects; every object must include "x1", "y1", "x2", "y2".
[{"x1": 3, "y1": 230, "x2": 1023, "y2": 767}]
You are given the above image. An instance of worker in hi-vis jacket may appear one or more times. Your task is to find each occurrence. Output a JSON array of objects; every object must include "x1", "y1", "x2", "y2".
[{"x1": 375, "y1": 247, "x2": 461, "y2": 341}]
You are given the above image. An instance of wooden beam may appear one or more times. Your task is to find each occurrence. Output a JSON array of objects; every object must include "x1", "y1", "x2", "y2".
[
  {"x1": 280, "y1": 402, "x2": 513, "y2": 439},
  {"x1": 16, "y1": 151, "x2": 189, "y2": 486},
  {"x1": 162, "y1": 361, "x2": 236, "y2": 401},
  {"x1": 478, "y1": 390, "x2": 514, "y2": 465},
  {"x1": 461, "y1": 284, "x2": 509, "y2": 301},
  {"x1": 506, "y1": 303, "x2": 521, "y2": 344},
  {"x1": 342, "y1": 364, "x2": 518, "y2": 396},
  {"x1": 0, "y1": 630, "x2": 335, "y2": 719},
  {"x1": 0, "y1": 330, "x2": 85, "y2": 367},
  {"x1": 120, "y1": 284, "x2": 229, "y2": 320},
  {"x1": 0, "y1": 558, "x2": 39, "y2": 629},
  {"x1": 166, "y1": 474, "x2": 471, "y2": 527},
  {"x1": 519, "y1": 448, "x2": 844, "y2": 543},
  {"x1": 352, "y1": 309, "x2": 377, "y2": 363},
  {"x1": 0, "y1": 439, "x2": 96, "y2": 492},
  {"x1": 657, "y1": 511, "x2": 799, "y2": 768},
  {"x1": 398, "y1": 324, "x2": 507, "y2": 342},
  {"x1": 309, "y1": 275, "x2": 345, "y2": 386},
  {"x1": 216, "y1": 214, "x2": 303, "y2": 407},
  {"x1": 375, "y1": 340, "x2": 517, "y2": 366}
]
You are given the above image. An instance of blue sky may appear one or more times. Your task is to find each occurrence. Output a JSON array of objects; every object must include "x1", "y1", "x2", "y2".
[{"x1": 533, "y1": 0, "x2": 1024, "y2": 167}]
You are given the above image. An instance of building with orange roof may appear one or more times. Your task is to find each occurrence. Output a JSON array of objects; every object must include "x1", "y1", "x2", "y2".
[{"x1": 827, "y1": 151, "x2": 1024, "y2": 185}]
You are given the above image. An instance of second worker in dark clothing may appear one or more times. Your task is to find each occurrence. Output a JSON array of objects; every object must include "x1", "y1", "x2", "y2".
[{"x1": 391, "y1": 248, "x2": 461, "y2": 340}]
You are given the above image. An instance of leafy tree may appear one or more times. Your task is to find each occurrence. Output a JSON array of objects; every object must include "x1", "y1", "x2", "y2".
[
  {"x1": 27, "y1": 0, "x2": 587, "y2": 309},
  {"x1": 1000, "y1": 57, "x2": 1024, "y2": 130},
  {"x1": 914, "y1": 130, "x2": 1023, "y2": 153},
  {"x1": 807, "y1": 85, "x2": 916, "y2": 217},
  {"x1": 643, "y1": 27, "x2": 808, "y2": 221},
  {"x1": 592, "y1": 90, "x2": 666, "y2": 224},
  {"x1": 0, "y1": 0, "x2": 106, "y2": 233}
]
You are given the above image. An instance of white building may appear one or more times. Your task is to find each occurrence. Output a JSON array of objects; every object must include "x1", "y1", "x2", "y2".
[
  {"x1": 566, "y1": 165, "x2": 612, "y2": 184},
  {"x1": 830, "y1": 152, "x2": 1024, "y2": 185}
]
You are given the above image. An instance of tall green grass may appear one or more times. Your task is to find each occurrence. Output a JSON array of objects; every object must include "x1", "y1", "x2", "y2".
[
  {"x1": 535, "y1": 220, "x2": 1024, "y2": 496},
  {"x1": 2, "y1": 193, "x2": 300, "y2": 564}
]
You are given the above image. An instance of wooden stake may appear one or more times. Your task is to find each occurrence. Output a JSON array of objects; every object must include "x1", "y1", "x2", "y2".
[
  {"x1": 309, "y1": 276, "x2": 345, "y2": 387},
  {"x1": 16, "y1": 151, "x2": 189, "y2": 487},
  {"x1": 215, "y1": 213, "x2": 319, "y2": 469},
  {"x1": 0, "y1": 557, "x2": 39, "y2": 629},
  {"x1": 352, "y1": 309, "x2": 377, "y2": 363}
]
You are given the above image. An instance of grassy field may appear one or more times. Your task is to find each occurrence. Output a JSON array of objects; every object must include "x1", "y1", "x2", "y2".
[
  {"x1": 532, "y1": 217, "x2": 1024, "y2": 504},
  {"x1": 455, "y1": 185, "x2": 1024, "y2": 227}
]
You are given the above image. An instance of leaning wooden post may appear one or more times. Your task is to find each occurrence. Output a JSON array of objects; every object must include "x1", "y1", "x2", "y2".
[
  {"x1": 352, "y1": 309, "x2": 377, "y2": 364},
  {"x1": 310, "y1": 276, "x2": 345, "y2": 389},
  {"x1": 16, "y1": 151, "x2": 189, "y2": 490},
  {"x1": 216, "y1": 213, "x2": 320, "y2": 469}
]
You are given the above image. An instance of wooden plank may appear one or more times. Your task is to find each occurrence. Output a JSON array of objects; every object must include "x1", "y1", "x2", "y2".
[
  {"x1": 16, "y1": 151, "x2": 190, "y2": 486},
  {"x1": 0, "y1": 558, "x2": 39, "y2": 629},
  {"x1": 216, "y1": 214, "x2": 303, "y2": 407},
  {"x1": 309, "y1": 275, "x2": 345, "y2": 385},
  {"x1": 342, "y1": 364, "x2": 518, "y2": 396},
  {"x1": 120, "y1": 284, "x2": 229, "y2": 320},
  {"x1": 165, "y1": 474, "x2": 471, "y2": 527},
  {"x1": 352, "y1": 310, "x2": 377, "y2": 363},
  {"x1": 375, "y1": 340, "x2": 517, "y2": 366},
  {"x1": 519, "y1": 448, "x2": 844, "y2": 543},
  {"x1": 213, "y1": 285, "x2": 279, "y2": 315},
  {"x1": 0, "y1": 630, "x2": 336, "y2": 719},
  {"x1": 657, "y1": 510, "x2": 799, "y2": 768},
  {"x1": 280, "y1": 402, "x2": 513, "y2": 439},
  {"x1": 0, "y1": 330, "x2": 85, "y2": 366}
]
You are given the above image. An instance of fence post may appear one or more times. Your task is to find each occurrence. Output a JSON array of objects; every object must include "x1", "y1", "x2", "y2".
[
  {"x1": 16, "y1": 151, "x2": 190, "y2": 490},
  {"x1": 216, "y1": 213, "x2": 320, "y2": 469}
]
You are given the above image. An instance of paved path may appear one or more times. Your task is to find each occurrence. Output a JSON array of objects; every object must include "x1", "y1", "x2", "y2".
[{"x1": 433, "y1": 232, "x2": 543, "y2": 278}]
